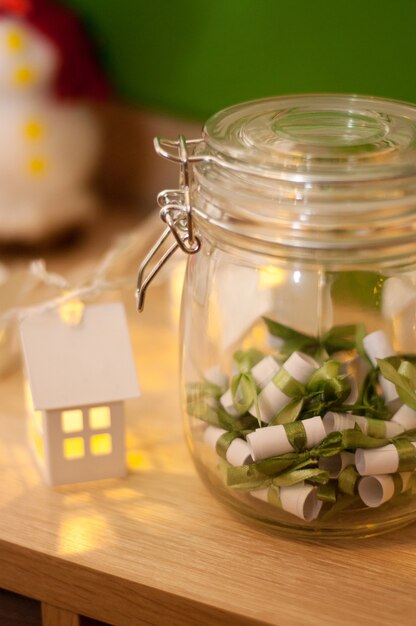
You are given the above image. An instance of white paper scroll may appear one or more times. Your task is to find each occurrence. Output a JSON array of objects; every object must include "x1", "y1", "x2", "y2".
[
  {"x1": 391, "y1": 404, "x2": 416, "y2": 431},
  {"x1": 355, "y1": 442, "x2": 416, "y2": 476},
  {"x1": 358, "y1": 472, "x2": 412, "y2": 508},
  {"x1": 323, "y1": 411, "x2": 357, "y2": 435},
  {"x1": 247, "y1": 416, "x2": 326, "y2": 461},
  {"x1": 323, "y1": 411, "x2": 403, "y2": 438},
  {"x1": 382, "y1": 276, "x2": 416, "y2": 353},
  {"x1": 319, "y1": 451, "x2": 355, "y2": 478},
  {"x1": 250, "y1": 351, "x2": 319, "y2": 423},
  {"x1": 251, "y1": 482, "x2": 322, "y2": 521},
  {"x1": 251, "y1": 355, "x2": 281, "y2": 388},
  {"x1": 203, "y1": 426, "x2": 252, "y2": 466},
  {"x1": 362, "y1": 330, "x2": 398, "y2": 403},
  {"x1": 220, "y1": 355, "x2": 280, "y2": 417},
  {"x1": 203, "y1": 365, "x2": 228, "y2": 389}
]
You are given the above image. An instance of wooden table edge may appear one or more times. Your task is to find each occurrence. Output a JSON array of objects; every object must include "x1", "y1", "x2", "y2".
[{"x1": 0, "y1": 538, "x2": 272, "y2": 626}]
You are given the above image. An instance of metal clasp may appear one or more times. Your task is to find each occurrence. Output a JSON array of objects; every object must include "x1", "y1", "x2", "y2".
[{"x1": 136, "y1": 135, "x2": 204, "y2": 312}]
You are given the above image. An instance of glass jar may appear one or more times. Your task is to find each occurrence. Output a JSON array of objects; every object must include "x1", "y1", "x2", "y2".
[{"x1": 138, "y1": 94, "x2": 416, "y2": 538}]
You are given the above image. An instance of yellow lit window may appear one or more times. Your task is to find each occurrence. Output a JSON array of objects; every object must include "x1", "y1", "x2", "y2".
[
  {"x1": 89, "y1": 406, "x2": 111, "y2": 430},
  {"x1": 90, "y1": 434, "x2": 112, "y2": 456},
  {"x1": 61, "y1": 409, "x2": 83, "y2": 434},
  {"x1": 63, "y1": 437, "x2": 85, "y2": 460}
]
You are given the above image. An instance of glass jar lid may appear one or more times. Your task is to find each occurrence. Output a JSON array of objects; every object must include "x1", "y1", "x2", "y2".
[
  {"x1": 191, "y1": 94, "x2": 416, "y2": 265},
  {"x1": 200, "y1": 94, "x2": 416, "y2": 183}
]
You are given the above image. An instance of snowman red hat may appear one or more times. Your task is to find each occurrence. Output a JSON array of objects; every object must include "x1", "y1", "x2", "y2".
[{"x1": 0, "y1": 0, "x2": 110, "y2": 100}]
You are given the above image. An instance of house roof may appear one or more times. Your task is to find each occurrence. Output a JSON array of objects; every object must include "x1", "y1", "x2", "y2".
[{"x1": 20, "y1": 302, "x2": 140, "y2": 410}]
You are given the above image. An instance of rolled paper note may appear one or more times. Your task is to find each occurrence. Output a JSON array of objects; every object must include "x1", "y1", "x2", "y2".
[
  {"x1": 250, "y1": 356, "x2": 281, "y2": 388},
  {"x1": 250, "y1": 351, "x2": 319, "y2": 423},
  {"x1": 382, "y1": 276, "x2": 416, "y2": 319},
  {"x1": 354, "y1": 415, "x2": 404, "y2": 438},
  {"x1": 358, "y1": 472, "x2": 413, "y2": 508},
  {"x1": 338, "y1": 465, "x2": 360, "y2": 495},
  {"x1": 323, "y1": 411, "x2": 403, "y2": 438},
  {"x1": 279, "y1": 482, "x2": 323, "y2": 522},
  {"x1": 250, "y1": 482, "x2": 322, "y2": 522},
  {"x1": 345, "y1": 375, "x2": 358, "y2": 405},
  {"x1": 203, "y1": 426, "x2": 252, "y2": 466},
  {"x1": 323, "y1": 411, "x2": 357, "y2": 435},
  {"x1": 247, "y1": 415, "x2": 326, "y2": 461},
  {"x1": 266, "y1": 334, "x2": 285, "y2": 350},
  {"x1": 362, "y1": 330, "x2": 398, "y2": 403},
  {"x1": 355, "y1": 440, "x2": 416, "y2": 476},
  {"x1": 251, "y1": 482, "x2": 322, "y2": 521},
  {"x1": 319, "y1": 451, "x2": 355, "y2": 478},
  {"x1": 220, "y1": 355, "x2": 280, "y2": 417},
  {"x1": 391, "y1": 404, "x2": 416, "y2": 431},
  {"x1": 381, "y1": 277, "x2": 416, "y2": 353},
  {"x1": 203, "y1": 365, "x2": 228, "y2": 389},
  {"x1": 219, "y1": 388, "x2": 241, "y2": 417}
]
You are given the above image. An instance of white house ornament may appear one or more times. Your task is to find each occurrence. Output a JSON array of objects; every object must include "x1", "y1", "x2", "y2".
[
  {"x1": 0, "y1": 0, "x2": 109, "y2": 243},
  {"x1": 20, "y1": 301, "x2": 140, "y2": 485}
]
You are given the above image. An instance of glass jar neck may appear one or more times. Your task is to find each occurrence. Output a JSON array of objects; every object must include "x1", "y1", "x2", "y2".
[{"x1": 192, "y1": 160, "x2": 416, "y2": 269}]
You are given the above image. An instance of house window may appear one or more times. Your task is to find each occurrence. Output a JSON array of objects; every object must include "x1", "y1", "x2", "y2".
[
  {"x1": 63, "y1": 437, "x2": 85, "y2": 459},
  {"x1": 62, "y1": 409, "x2": 83, "y2": 433},
  {"x1": 89, "y1": 406, "x2": 111, "y2": 430},
  {"x1": 90, "y1": 433, "x2": 112, "y2": 456}
]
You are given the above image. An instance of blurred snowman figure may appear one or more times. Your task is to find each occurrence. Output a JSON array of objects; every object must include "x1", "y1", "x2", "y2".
[{"x1": 0, "y1": 0, "x2": 109, "y2": 243}]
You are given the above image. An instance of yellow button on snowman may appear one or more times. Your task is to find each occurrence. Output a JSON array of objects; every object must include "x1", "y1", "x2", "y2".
[{"x1": 0, "y1": 0, "x2": 109, "y2": 243}]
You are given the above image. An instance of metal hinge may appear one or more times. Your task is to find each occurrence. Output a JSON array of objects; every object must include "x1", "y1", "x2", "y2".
[{"x1": 135, "y1": 135, "x2": 206, "y2": 312}]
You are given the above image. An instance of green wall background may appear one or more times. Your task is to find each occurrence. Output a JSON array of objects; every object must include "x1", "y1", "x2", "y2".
[{"x1": 61, "y1": 0, "x2": 416, "y2": 121}]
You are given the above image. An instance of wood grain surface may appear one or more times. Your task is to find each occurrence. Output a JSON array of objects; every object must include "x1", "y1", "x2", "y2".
[
  {"x1": 1, "y1": 221, "x2": 416, "y2": 625},
  {"x1": 41, "y1": 604, "x2": 80, "y2": 626}
]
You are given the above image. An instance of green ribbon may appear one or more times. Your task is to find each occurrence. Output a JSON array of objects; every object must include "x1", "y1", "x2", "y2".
[
  {"x1": 362, "y1": 417, "x2": 388, "y2": 439},
  {"x1": 338, "y1": 465, "x2": 360, "y2": 495},
  {"x1": 215, "y1": 431, "x2": 242, "y2": 460},
  {"x1": 233, "y1": 348, "x2": 264, "y2": 372},
  {"x1": 285, "y1": 421, "x2": 307, "y2": 452},
  {"x1": 317, "y1": 482, "x2": 337, "y2": 503},
  {"x1": 398, "y1": 360, "x2": 416, "y2": 387},
  {"x1": 272, "y1": 368, "x2": 305, "y2": 398},
  {"x1": 230, "y1": 372, "x2": 259, "y2": 415},
  {"x1": 392, "y1": 473, "x2": 404, "y2": 496},
  {"x1": 267, "y1": 485, "x2": 282, "y2": 509},
  {"x1": 395, "y1": 439, "x2": 416, "y2": 472}
]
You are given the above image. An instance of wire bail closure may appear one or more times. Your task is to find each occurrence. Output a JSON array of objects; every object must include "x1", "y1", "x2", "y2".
[{"x1": 135, "y1": 135, "x2": 204, "y2": 312}]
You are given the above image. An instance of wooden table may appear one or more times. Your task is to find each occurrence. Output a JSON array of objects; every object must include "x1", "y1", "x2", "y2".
[{"x1": 1, "y1": 230, "x2": 416, "y2": 626}]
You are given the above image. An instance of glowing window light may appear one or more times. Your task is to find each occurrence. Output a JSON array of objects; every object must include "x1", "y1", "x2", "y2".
[
  {"x1": 61, "y1": 409, "x2": 83, "y2": 434},
  {"x1": 90, "y1": 433, "x2": 112, "y2": 456},
  {"x1": 63, "y1": 437, "x2": 84, "y2": 460},
  {"x1": 89, "y1": 406, "x2": 111, "y2": 430}
]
